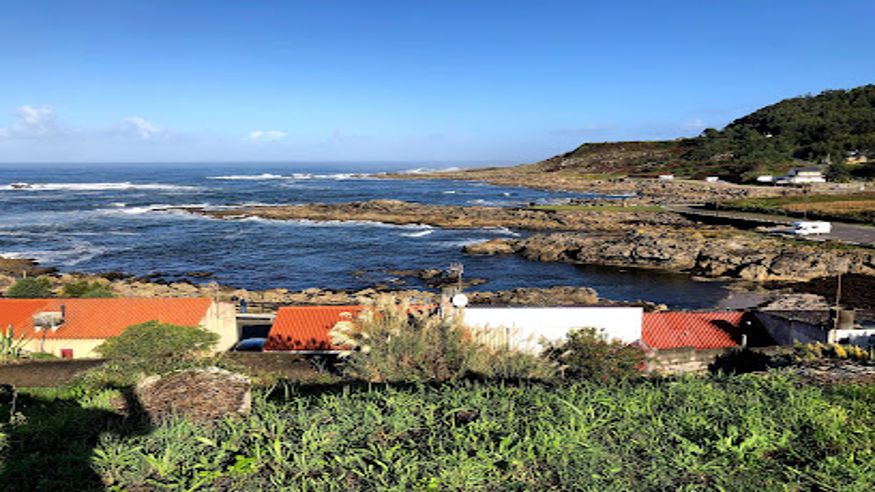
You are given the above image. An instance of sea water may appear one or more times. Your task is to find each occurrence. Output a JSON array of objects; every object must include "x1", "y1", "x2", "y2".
[{"x1": 0, "y1": 163, "x2": 728, "y2": 308}]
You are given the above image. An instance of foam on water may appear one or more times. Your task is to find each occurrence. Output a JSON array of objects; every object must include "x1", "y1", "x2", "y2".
[{"x1": 0, "y1": 182, "x2": 200, "y2": 191}]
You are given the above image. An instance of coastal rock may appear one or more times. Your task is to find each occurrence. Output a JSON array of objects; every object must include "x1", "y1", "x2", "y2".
[
  {"x1": 136, "y1": 367, "x2": 251, "y2": 423},
  {"x1": 179, "y1": 199, "x2": 692, "y2": 232},
  {"x1": 464, "y1": 228, "x2": 875, "y2": 283}
]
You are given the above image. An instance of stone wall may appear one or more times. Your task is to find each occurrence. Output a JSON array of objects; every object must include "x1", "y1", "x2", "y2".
[{"x1": 647, "y1": 347, "x2": 735, "y2": 374}]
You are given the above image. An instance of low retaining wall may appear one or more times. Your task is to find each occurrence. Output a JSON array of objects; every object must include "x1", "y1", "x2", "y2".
[
  {"x1": 648, "y1": 346, "x2": 784, "y2": 374},
  {"x1": 0, "y1": 359, "x2": 105, "y2": 387}
]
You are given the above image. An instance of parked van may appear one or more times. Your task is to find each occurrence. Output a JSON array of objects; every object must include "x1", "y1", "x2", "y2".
[{"x1": 792, "y1": 221, "x2": 831, "y2": 235}]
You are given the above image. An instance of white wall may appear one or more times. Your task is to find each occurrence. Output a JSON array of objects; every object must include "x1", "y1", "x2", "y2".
[{"x1": 463, "y1": 307, "x2": 643, "y2": 353}]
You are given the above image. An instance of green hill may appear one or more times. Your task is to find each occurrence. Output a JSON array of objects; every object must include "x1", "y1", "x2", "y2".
[{"x1": 538, "y1": 85, "x2": 875, "y2": 182}]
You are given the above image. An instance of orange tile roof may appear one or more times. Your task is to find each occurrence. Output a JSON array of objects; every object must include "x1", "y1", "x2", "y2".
[
  {"x1": 642, "y1": 311, "x2": 743, "y2": 350},
  {"x1": 0, "y1": 299, "x2": 51, "y2": 335},
  {"x1": 265, "y1": 305, "x2": 363, "y2": 351},
  {"x1": 0, "y1": 298, "x2": 213, "y2": 339}
]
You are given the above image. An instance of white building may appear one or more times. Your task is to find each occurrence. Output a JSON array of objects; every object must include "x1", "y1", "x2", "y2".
[
  {"x1": 776, "y1": 167, "x2": 826, "y2": 185},
  {"x1": 462, "y1": 307, "x2": 643, "y2": 353}
]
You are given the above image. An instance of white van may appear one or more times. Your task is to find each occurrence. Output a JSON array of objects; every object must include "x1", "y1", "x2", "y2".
[{"x1": 792, "y1": 221, "x2": 832, "y2": 236}]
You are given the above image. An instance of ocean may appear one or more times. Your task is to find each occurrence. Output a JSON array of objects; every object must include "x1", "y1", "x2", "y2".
[{"x1": 0, "y1": 163, "x2": 728, "y2": 308}]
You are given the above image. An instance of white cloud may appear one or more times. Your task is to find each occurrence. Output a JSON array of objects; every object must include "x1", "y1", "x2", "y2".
[
  {"x1": 0, "y1": 105, "x2": 61, "y2": 139},
  {"x1": 246, "y1": 130, "x2": 287, "y2": 142},
  {"x1": 117, "y1": 116, "x2": 163, "y2": 140}
]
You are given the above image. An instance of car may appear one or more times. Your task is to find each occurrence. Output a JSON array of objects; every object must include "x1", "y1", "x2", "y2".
[
  {"x1": 792, "y1": 221, "x2": 832, "y2": 235},
  {"x1": 232, "y1": 337, "x2": 266, "y2": 352}
]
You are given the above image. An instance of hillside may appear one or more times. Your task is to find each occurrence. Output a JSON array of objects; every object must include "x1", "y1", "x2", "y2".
[{"x1": 535, "y1": 85, "x2": 875, "y2": 181}]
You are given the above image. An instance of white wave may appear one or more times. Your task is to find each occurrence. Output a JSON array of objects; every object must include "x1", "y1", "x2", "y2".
[
  {"x1": 0, "y1": 182, "x2": 200, "y2": 192},
  {"x1": 400, "y1": 166, "x2": 462, "y2": 174},
  {"x1": 4, "y1": 241, "x2": 110, "y2": 267},
  {"x1": 110, "y1": 202, "x2": 127, "y2": 207},
  {"x1": 98, "y1": 203, "x2": 210, "y2": 216},
  {"x1": 491, "y1": 227, "x2": 521, "y2": 237},
  {"x1": 208, "y1": 173, "x2": 285, "y2": 181},
  {"x1": 442, "y1": 190, "x2": 457, "y2": 194},
  {"x1": 400, "y1": 229, "x2": 434, "y2": 238}
]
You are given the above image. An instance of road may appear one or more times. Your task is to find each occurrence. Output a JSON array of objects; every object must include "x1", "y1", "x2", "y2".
[{"x1": 667, "y1": 205, "x2": 875, "y2": 248}]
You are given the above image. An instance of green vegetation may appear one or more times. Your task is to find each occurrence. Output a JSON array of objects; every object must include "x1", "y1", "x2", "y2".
[
  {"x1": 0, "y1": 325, "x2": 29, "y2": 362},
  {"x1": 537, "y1": 85, "x2": 875, "y2": 181},
  {"x1": 3, "y1": 376, "x2": 875, "y2": 490},
  {"x1": 5, "y1": 276, "x2": 52, "y2": 298},
  {"x1": 96, "y1": 321, "x2": 218, "y2": 362},
  {"x1": 62, "y1": 279, "x2": 115, "y2": 298},
  {"x1": 687, "y1": 85, "x2": 875, "y2": 179},
  {"x1": 528, "y1": 204, "x2": 663, "y2": 212},
  {"x1": 543, "y1": 328, "x2": 646, "y2": 382},
  {"x1": 78, "y1": 321, "x2": 221, "y2": 388},
  {"x1": 724, "y1": 192, "x2": 875, "y2": 225},
  {"x1": 329, "y1": 297, "x2": 555, "y2": 383}
]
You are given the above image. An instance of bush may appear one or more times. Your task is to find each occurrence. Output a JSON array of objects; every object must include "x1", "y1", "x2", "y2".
[
  {"x1": 543, "y1": 327, "x2": 646, "y2": 382},
  {"x1": 61, "y1": 279, "x2": 114, "y2": 298},
  {"x1": 329, "y1": 297, "x2": 554, "y2": 382},
  {"x1": 95, "y1": 321, "x2": 218, "y2": 361},
  {"x1": 78, "y1": 322, "x2": 221, "y2": 389},
  {"x1": 5, "y1": 276, "x2": 52, "y2": 298}
]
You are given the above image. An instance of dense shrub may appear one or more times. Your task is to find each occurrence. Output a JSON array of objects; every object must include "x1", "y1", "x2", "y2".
[
  {"x1": 543, "y1": 327, "x2": 646, "y2": 382},
  {"x1": 61, "y1": 279, "x2": 114, "y2": 298},
  {"x1": 329, "y1": 297, "x2": 554, "y2": 382},
  {"x1": 76, "y1": 321, "x2": 221, "y2": 388},
  {"x1": 5, "y1": 276, "x2": 52, "y2": 298},
  {"x1": 95, "y1": 321, "x2": 218, "y2": 362}
]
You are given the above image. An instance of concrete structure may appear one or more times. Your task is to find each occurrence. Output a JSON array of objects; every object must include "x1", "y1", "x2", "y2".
[
  {"x1": 754, "y1": 310, "x2": 875, "y2": 346},
  {"x1": 0, "y1": 298, "x2": 237, "y2": 358},
  {"x1": 463, "y1": 306, "x2": 643, "y2": 352},
  {"x1": 658, "y1": 174, "x2": 675, "y2": 181}
]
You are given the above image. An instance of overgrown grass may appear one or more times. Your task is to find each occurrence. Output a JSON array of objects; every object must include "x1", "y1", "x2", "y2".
[
  {"x1": 3, "y1": 375, "x2": 875, "y2": 490},
  {"x1": 725, "y1": 192, "x2": 875, "y2": 225}
]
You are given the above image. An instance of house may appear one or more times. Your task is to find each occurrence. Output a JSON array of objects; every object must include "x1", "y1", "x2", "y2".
[
  {"x1": 264, "y1": 305, "x2": 363, "y2": 352},
  {"x1": 0, "y1": 297, "x2": 237, "y2": 358},
  {"x1": 640, "y1": 311, "x2": 751, "y2": 350},
  {"x1": 658, "y1": 174, "x2": 675, "y2": 181},
  {"x1": 775, "y1": 167, "x2": 826, "y2": 185},
  {"x1": 705, "y1": 176, "x2": 720, "y2": 183},
  {"x1": 263, "y1": 305, "x2": 644, "y2": 354},
  {"x1": 754, "y1": 309, "x2": 875, "y2": 346}
]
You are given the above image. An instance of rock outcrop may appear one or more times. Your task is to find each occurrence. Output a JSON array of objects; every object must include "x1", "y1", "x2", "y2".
[
  {"x1": 465, "y1": 228, "x2": 875, "y2": 282},
  {"x1": 180, "y1": 199, "x2": 691, "y2": 231}
]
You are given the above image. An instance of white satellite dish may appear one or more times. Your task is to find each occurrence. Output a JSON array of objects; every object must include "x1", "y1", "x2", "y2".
[{"x1": 451, "y1": 293, "x2": 469, "y2": 308}]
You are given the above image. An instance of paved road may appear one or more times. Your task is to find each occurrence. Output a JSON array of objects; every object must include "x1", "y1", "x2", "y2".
[{"x1": 667, "y1": 205, "x2": 875, "y2": 248}]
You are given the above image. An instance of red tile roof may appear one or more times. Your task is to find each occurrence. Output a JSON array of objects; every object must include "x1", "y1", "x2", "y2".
[
  {"x1": 265, "y1": 306, "x2": 363, "y2": 351},
  {"x1": 0, "y1": 298, "x2": 213, "y2": 339},
  {"x1": 642, "y1": 311, "x2": 744, "y2": 350}
]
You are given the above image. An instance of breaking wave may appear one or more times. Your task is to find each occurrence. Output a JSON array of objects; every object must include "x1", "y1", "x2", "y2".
[{"x1": 0, "y1": 182, "x2": 200, "y2": 192}]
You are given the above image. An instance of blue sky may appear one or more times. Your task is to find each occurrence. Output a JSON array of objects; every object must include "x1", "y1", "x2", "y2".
[{"x1": 0, "y1": 1, "x2": 873, "y2": 164}]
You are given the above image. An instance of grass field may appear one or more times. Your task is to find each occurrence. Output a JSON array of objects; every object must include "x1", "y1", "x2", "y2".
[
  {"x1": 725, "y1": 192, "x2": 875, "y2": 225},
  {"x1": 3, "y1": 375, "x2": 875, "y2": 491}
]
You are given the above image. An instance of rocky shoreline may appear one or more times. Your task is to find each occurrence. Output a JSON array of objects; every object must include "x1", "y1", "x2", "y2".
[
  {"x1": 0, "y1": 257, "x2": 629, "y2": 308},
  {"x1": 464, "y1": 228, "x2": 875, "y2": 283},
  {"x1": 179, "y1": 199, "x2": 692, "y2": 231}
]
